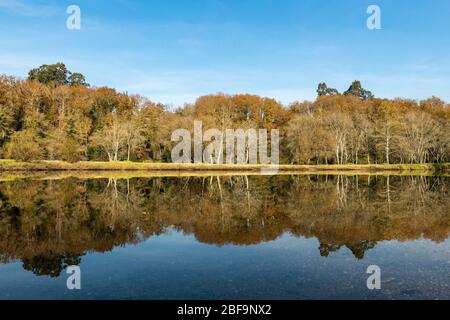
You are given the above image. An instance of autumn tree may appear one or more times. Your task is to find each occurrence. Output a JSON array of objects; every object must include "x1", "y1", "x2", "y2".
[
  {"x1": 91, "y1": 114, "x2": 126, "y2": 161},
  {"x1": 323, "y1": 112, "x2": 353, "y2": 164},
  {"x1": 349, "y1": 113, "x2": 373, "y2": 164},
  {"x1": 373, "y1": 101, "x2": 402, "y2": 164},
  {"x1": 286, "y1": 114, "x2": 333, "y2": 164},
  {"x1": 0, "y1": 65, "x2": 448, "y2": 165},
  {"x1": 6, "y1": 129, "x2": 42, "y2": 161},
  {"x1": 122, "y1": 112, "x2": 144, "y2": 161},
  {"x1": 140, "y1": 102, "x2": 170, "y2": 161},
  {"x1": 399, "y1": 112, "x2": 440, "y2": 163}
]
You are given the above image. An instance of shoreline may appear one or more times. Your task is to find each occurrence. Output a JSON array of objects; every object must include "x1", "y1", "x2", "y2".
[
  {"x1": 1, "y1": 171, "x2": 447, "y2": 182},
  {"x1": 0, "y1": 160, "x2": 448, "y2": 173}
]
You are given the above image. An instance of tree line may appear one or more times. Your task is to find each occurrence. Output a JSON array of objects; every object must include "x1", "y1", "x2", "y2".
[{"x1": 0, "y1": 63, "x2": 449, "y2": 164}]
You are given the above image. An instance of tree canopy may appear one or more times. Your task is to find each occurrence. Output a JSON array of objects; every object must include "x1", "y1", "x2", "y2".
[
  {"x1": 0, "y1": 65, "x2": 448, "y2": 164},
  {"x1": 344, "y1": 80, "x2": 374, "y2": 100},
  {"x1": 317, "y1": 82, "x2": 339, "y2": 97},
  {"x1": 28, "y1": 63, "x2": 89, "y2": 87},
  {"x1": 317, "y1": 80, "x2": 373, "y2": 100}
]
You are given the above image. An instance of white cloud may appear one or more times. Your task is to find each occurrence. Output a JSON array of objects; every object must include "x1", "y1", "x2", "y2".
[{"x1": 112, "y1": 69, "x2": 319, "y2": 107}]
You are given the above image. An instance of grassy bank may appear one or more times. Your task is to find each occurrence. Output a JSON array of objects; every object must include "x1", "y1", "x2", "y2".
[
  {"x1": 3, "y1": 170, "x2": 446, "y2": 182},
  {"x1": 0, "y1": 160, "x2": 448, "y2": 173}
]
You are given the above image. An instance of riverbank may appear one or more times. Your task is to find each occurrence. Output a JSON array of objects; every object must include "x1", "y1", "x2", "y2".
[
  {"x1": 0, "y1": 160, "x2": 448, "y2": 173},
  {"x1": 2, "y1": 170, "x2": 448, "y2": 182}
]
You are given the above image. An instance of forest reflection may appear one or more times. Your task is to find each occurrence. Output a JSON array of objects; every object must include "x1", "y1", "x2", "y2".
[{"x1": 0, "y1": 174, "x2": 448, "y2": 277}]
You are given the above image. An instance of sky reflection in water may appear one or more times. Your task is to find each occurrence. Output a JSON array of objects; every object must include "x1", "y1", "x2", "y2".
[{"x1": 0, "y1": 174, "x2": 448, "y2": 299}]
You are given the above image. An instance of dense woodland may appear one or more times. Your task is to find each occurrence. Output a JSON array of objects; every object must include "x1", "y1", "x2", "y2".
[{"x1": 0, "y1": 63, "x2": 449, "y2": 164}]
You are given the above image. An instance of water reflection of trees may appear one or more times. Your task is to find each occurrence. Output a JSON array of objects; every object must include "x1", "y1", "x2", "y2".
[{"x1": 0, "y1": 175, "x2": 448, "y2": 276}]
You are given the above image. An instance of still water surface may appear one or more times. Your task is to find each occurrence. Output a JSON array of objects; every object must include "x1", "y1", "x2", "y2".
[{"x1": 0, "y1": 174, "x2": 449, "y2": 299}]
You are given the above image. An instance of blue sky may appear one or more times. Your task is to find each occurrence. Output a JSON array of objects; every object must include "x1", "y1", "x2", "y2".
[{"x1": 0, "y1": 0, "x2": 449, "y2": 107}]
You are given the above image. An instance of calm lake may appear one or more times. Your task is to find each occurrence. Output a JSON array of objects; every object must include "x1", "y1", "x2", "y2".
[{"x1": 0, "y1": 173, "x2": 449, "y2": 300}]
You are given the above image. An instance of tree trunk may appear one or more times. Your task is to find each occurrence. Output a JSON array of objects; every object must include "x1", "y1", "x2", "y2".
[{"x1": 385, "y1": 136, "x2": 390, "y2": 164}]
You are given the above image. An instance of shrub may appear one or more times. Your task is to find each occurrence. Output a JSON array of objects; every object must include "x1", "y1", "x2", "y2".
[
  {"x1": 60, "y1": 137, "x2": 82, "y2": 163},
  {"x1": 6, "y1": 130, "x2": 42, "y2": 161}
]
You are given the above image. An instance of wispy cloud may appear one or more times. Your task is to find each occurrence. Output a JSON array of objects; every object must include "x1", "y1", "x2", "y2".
[
  {"x1": 0, "y1": 0, "x2": 59, "y2": 17},
  {"x1": 113, "y1": 68, "x2": 320, "y2": 107}
]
